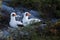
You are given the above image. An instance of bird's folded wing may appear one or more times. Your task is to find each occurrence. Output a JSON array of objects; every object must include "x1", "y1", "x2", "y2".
[{"x1": 16, "y1": 21, "x2": 23, "y2": 25}]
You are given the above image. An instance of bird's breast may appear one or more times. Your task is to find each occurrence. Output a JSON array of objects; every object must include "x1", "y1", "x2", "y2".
[{"x1": 9, "y1": 21, "x2": 17, "y2": 27}]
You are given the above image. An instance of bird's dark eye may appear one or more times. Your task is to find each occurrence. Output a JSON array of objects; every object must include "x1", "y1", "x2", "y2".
[
  {"x1": 12, "y1": 14, "x2": 15, "y2": 16},
  {"x1": 26, "y1": 13, "x2": 28, "y2": 16},
  {"x1": 12, "y1": 14, "x2": 14, "y2": 16}
]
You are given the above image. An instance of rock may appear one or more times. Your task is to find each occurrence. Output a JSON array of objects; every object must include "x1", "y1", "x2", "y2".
[
  {"x1": 51, "y1": 18, "x2": 57, "y2": 23},
  {"x1": 30, "y1": 10, "x2": 40, "y2": 18},
  {"x1": 3, "y1": 30, "x2": 10, "y2": 38},
  {"x1": 0, "y1": 23, "x2": 8, "y2": 30},
  {"x1": 39, "y1": 24, "x2": 47, "y2": 29},
  {"x1": 0, "y1": 7, "x2": 10, "y2": 24},
  {"x1": 35, "y1": 24, "x2": 47, "y2": 34},
  {"x1": 2, "y1": 4, "x2": 15, "y2": 13},
  {"x1": 0, "y1": 30, "x2": 4, "y2": 38},
  {"x1": 19, "y1": 31, "x2": 29, "y2": 36},
  {"x1": 7, "y1": 27, "x2": 17, "y2": 33}
]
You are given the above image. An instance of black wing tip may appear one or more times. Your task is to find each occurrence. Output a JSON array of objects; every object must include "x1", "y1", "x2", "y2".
[{"x1": 17, "y1": 24, "x2": 24, "y2": 27}]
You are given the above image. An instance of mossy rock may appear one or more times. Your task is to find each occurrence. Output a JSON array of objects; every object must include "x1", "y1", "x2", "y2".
[{"x1": 47, "y1": 21, "x2": 60, "y2": 36}]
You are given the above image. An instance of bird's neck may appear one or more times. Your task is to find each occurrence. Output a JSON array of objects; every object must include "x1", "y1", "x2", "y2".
[
  {"x1": 24, "y1": 16, "x2": 29, "y2": 20},
  {"x1": 10, "y1": 16, "x2": 16, "y2": 21}
]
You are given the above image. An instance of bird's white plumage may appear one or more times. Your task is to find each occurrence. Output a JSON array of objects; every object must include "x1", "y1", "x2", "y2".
[
  {"x1": 22, "y1": 12, "x2": 41, "y2": 26},
  {"x1": 9, "y1": 12, "x2": 23, "y2": 28}
]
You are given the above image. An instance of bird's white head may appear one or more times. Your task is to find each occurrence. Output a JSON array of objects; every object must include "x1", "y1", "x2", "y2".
[
  {"x1": 24, "y1": 12, "x2": 31, "y2": 17},
  {"x1": 11, "y1": 12, "x2": 16, "y2": 17}
]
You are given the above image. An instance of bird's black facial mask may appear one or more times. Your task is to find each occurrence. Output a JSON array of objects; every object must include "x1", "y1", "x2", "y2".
[
  {"x1": 26, "y1": 13, "x2": 31, "y2": 16},
  {"x1": 26, "y1": 13, "x2": 28, "y2": 16},
  {"x1": 12, "y1": 14, "x2": 16, "y2": 16}
]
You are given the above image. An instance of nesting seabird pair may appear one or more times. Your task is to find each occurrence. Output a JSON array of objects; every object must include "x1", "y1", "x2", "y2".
[{"x1": 9, "y1": 12, "x2": 41, "y2": 28}]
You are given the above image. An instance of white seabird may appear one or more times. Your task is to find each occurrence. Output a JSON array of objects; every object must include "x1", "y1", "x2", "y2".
[
  {"x1": 9, "y1": 12, "x2": 24, "y2": 28},
  {"x1": 22, "y1": 12, "x2": 41, "y2": 26}
]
